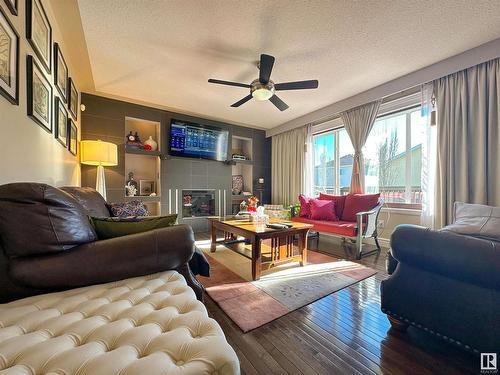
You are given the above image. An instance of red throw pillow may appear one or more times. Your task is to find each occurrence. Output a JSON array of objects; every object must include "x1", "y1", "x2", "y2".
[
  {"x1": 298, "y1": 194, "x2": 312, "y2": 217},
  {"x1": 319, "y1": 193, "x2": 347, "y2": 219},
  {"x1": 310, "y1": 199, "x2": 338, "y2": 221},
  {"x1": 341, "y1": 193, "x2": 380, "y2": 222}
]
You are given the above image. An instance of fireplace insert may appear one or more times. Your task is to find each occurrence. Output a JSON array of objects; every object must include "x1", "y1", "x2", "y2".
[{"x1": 182, "y1": 190, "x2": 215, "y2": 218}]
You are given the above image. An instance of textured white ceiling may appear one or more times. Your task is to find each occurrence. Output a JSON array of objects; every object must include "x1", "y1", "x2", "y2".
[{"x1": 78, "y1": 0, "x2": 500, "y2": 129}]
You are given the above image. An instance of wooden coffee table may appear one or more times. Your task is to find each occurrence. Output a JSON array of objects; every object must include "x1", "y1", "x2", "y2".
[{"x1": 208, "y1": 217, "x2": 313, "y2": 280}]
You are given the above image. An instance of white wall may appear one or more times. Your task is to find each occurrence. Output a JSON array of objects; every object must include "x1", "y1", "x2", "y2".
[{"x1": 0, "y1": 0, "x2": 81, "y2": 186}]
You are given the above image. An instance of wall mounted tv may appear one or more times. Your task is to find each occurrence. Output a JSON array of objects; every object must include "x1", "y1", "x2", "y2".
[{"x1": 169, "y1": 119, "x2": 229, "y2": 161}]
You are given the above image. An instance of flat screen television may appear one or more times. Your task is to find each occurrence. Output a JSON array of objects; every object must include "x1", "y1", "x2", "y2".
[{"x1": 169, "y1": 119, "x2": 229, "y2": 161}]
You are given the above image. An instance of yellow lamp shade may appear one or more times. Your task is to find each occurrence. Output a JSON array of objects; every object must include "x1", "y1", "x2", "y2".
[{"x1": 80, "y1": 140, "x2": 118, "y2": 166}]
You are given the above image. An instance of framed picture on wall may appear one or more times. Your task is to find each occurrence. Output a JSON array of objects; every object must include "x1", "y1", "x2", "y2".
[
  {"x1": 68, "y1": 118, "x2": 77, "y2": 155},
  {"x1": 68, "y1": 77, "x2": 78, "y2": 119},
  {"x1": 139, "y1": 180, "x2": 155, "y2": 196},
  {"x1": 26, "y1": 55, "x2": 52, "y2": 132},
  {"x1": 26, "y1": 0, "x2": 51, "y2": 73},
  {"x1": 54, "y1": 96, "x2": 68, "y2": 147},
  {"x1": 54, "y1": 43, "x2": 68, "y2": 102},
  {"x1": 3, "y1": 0, "x2": 17, "y2": 16},
  {"x1": 0, "y1": 6, "x2": 19, "y2": 104}
]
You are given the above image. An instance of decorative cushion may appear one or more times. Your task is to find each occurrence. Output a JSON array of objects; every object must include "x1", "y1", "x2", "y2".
[
  {"x1": 310, "y1": 199, "x2": 337, "y2": 221},
  {"x1": 91, "y1": 215, "x2": 178, "y2": 240},
  {"x1": 0, "y1": 271, "x2": 239, "y2": 374},
  {"x1": 109, "y1": 200, "x2": 149, "y2": 217},
  {"x1": 0, "y1": 183, "x2": 97, "y2": 257},
  {"x1": 341, "y1": 193, "x2": 380, "y2": 222},
  {"x1": 442, "y1": 202, "x2": 500, "y2": 241},
  {"x1": 298, "y1": 194, "x2": 313, "y2": 217},
  {"x1": 319, "y1": 193, "x2": 347, "y2": 219}
]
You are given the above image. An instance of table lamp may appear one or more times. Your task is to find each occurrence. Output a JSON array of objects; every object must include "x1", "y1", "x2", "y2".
[{"x1": 80, "y1": 140, "x2": 118, "y2": 200}]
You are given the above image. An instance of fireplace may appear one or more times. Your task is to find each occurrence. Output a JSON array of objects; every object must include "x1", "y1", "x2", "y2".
[{"x1": 182, "y1": 190, "x2": 216, "y2": 218}]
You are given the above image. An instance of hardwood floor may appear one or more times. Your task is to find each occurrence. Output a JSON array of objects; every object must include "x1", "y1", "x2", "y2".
[{"x1": 197, "y1": 233, "x2": 479, "y2": 375}]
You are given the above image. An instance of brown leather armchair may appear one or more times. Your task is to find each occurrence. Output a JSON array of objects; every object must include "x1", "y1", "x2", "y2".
[{"x1": 0, "y1": 183, "x2": 205, "y2": 302}]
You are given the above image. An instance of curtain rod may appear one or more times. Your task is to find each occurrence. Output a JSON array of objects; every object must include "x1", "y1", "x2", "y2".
[{"x1": 308, "y1": 86, "x2": 420, "y2": 128}]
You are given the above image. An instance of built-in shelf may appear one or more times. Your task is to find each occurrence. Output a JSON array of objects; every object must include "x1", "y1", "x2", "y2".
[
  {"x1": 124, "y1": 195, "x2": 161, "y2": 202},
  {"x1": 125, "y1": 146, "x2": 161, "y2": 157},
  {"x1": 231, "y1": 159, "x2": 253, "y2": 165},
  {"x1": 232, "y1": 195, "x2": 250, "y2": 201}
]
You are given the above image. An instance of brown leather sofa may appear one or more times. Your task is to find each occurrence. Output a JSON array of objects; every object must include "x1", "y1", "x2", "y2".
[{"x1": 0, "y1": 183, "x2": 205, "y2": 303}]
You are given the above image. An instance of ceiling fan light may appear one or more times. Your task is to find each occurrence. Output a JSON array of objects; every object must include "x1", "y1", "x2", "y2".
[{"x1": 252, "y1": 88, "x2": 273, "y2": 101}]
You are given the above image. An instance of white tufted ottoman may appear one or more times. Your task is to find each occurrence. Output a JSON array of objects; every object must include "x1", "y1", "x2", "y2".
[{"x1": 0, "y1": 271, "x2": 240, "y2": 374}]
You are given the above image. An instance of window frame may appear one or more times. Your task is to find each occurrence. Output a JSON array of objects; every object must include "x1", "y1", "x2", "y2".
[{"x1": 312, "y1": 104, "x2": 423, "y2": 210}]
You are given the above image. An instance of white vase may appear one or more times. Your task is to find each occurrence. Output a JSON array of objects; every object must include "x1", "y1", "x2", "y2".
[{"x1": 144, "y1": 136, "x2": 158, "y2": 151}]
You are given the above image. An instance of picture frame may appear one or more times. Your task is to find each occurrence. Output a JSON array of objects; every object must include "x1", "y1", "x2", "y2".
[
  {"x1": 54, "y1": 96, "x2": 68, "y2": 147},
  {"x1": 26, "y1": 0, "x2": 51, "y2": 73},
  {"x1": 68, "y1": 118, "x2": 77, "y2": 155},
  {"x1": 3, "y1": 0, "x2": 17, "y2": 16},
  {"x1": 139, "y1": 180, "x2": 155, "y2": 196},
  {"x1": 53, "y1": 42, "x2": 68, "y2": 102},
  {"x1": 26, "y1": 55, "x2": 52, "y2": 132},
  {"x1": 68, "y1": 77, "x2": 78, "y2": 119},
  {"x1": 0, "y1": 6, "x2": 19, "y2": 104}
]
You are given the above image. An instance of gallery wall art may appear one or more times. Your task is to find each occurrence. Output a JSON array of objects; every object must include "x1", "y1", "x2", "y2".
[
  {"x1": 27, "y1": 54, "x2": 52, "y2": 132},
  {"x1": 54, "y1": 96, "x2": 68, "y2": 147},
  {"x1": 53, "y1": 42, "x2": 67, "y2": 102},
  {"x1": 0, "y1": 6, "x2": 18, "y2": 104},
  {"x1": 26, "y1": 0, "x2": 51, "y2": 73}
]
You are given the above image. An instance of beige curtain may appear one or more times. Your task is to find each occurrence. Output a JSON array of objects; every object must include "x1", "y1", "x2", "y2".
[
  {"x1": 435, "y1": 58, "x2": 500, "y2": 227},
  {"x1": 341, "y1": 100, "x2": 381, "y2": 193},
  {"x1": 271, "y1": 127, "x2": 306, "y2": 206}
]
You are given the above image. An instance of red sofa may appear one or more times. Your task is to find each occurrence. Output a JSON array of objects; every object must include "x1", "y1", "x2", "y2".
[{"x1": 292, "y1": 193, "x2": 384, "y2": 259}]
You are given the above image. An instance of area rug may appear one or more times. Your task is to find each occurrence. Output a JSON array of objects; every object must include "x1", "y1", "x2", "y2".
[{"x1": 196, "y1": 239, "x2": 377, "y2": 332}]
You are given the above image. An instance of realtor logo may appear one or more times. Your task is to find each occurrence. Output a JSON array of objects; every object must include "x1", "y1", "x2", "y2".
[{"x1": 481, "y1": 353, "x2": 498, "y2": 373}]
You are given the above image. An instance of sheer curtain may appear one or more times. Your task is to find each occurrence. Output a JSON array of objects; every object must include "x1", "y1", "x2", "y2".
[
  {"x1": 303, "y1": 124, "x2": 315, "y2": 197},
  {"x1": 434, "y1": 58, "x2": 500, "y2": 227},
  {"x1": 341, "y1": 100, "x2": 381, "y2": 193},
  {"x1": 271, "y1": 126, "x2": 306, "y2": 206},
  {"x1": 420, "y1": 83, "x2": 437, "y2": 229}
]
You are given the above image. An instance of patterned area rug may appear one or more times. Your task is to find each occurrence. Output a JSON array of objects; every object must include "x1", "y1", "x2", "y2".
[{"x1": 196, "y1": 239, "x2": 377, "y2": 332}]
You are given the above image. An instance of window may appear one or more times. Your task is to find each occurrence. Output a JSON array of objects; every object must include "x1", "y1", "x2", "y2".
[
  {"x1": 313, "y1": 128, "x2": 353, "y2": 195},
  {"x1": 363, "y1": 107, "x2": 424, "y2": 208},
  {"x1": 311, "y1": 105, "x2": 424, "y2": 209}
]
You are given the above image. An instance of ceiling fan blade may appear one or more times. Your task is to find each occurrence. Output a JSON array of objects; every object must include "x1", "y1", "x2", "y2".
[
  {"x1": 275, "y1": 80, "x2": 319, "y2": 91},
  {"x1": 259, "y1": 54, "x2": 275, "y2": 84},
  {"x1": 208, "y1": 79, "x2": 251, "y2": 88},
  {"x1": 269, "y1": 95, "x2": 289, "y2": 111},
  {"x1": 231, "y1": 94, "x2": 253, "y2": 107}
]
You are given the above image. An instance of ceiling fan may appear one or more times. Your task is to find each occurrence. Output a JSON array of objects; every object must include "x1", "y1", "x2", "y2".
[{"x1": 208, "y1": 54, "x2": 319, "y2": 111}]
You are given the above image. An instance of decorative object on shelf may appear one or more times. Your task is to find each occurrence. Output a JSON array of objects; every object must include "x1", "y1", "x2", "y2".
[
  {"x1": 3, "y1": 0, "x2": 17, "y2": 15},
  {"x1": 126, "y1": 131, "x2": 143, "y2": 149},
  {"x1": 54, "y1": 97, "x2": 68, "y2": 147},
  {"x1": 232, "y1": 154, "x2": 247, "y2": 161},
  {"x1": 68, "y1": 119, "x2": 77, "y2": 155},
  {"x1": 80, "y1": 140, "x2": 118, "y2": 200},
  {"x1": 125, "y1": 172, "x2": 138, "y2": 196},
  {"x1": 26, "y1": 0, "x2": 51, "y2": 73},
  {"x1": 125, "y1": 183, "x2": 137, "y2": 197},
  {"x1": 108, "y1": 200, "x2": 149, "y2": 218},
  {"x1": 183, "y1": 194, "x2": 192, "y2": 207},
  {"x1": 0, "y1": 7, "x2": 19, "y2": 104},
  {"x1": 144, "y1": 136, "x2": 158, "y2": 151},
  {"x1": 246, "y1": 195, "x2": 259, "y2": 212},
  {"x1": 26, "y1": 55, "x2": 52, "y2": 132},
  {"x1": 68, "y1": 77, "x2": 78, "y2": 119},
  {"x1": 53, "y1": 42, "x2": 68, "y2": 102},
  {"x1": 232, "y1": 175, "x2": 243, "y2": 195},
  {"x1": 139, "y1": 180, "x2": 155, "y2": 196},
  {"x1": 256, "y1": 177, "x2": 265, "y2": 203}
]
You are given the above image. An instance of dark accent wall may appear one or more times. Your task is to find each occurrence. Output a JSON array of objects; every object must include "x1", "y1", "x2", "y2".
[{"x1": 80, "y1": 94, "x2": 271, "y2": 232}]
